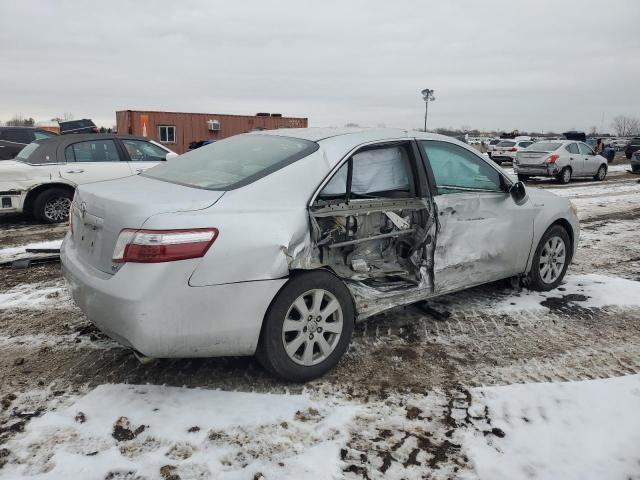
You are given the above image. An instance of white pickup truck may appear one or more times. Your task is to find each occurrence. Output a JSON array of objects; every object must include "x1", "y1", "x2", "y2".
[{"x1": 0, "y1": 134, "x2": 177, "y2": 223}]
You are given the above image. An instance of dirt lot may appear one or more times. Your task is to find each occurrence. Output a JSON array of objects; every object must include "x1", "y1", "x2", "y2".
[{"x1": 1, "y1": 162, "x2": 639, "y2": 478}]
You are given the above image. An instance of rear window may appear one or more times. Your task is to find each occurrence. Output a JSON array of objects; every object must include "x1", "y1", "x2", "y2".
[
  {"x1": 15, "y1": 142, "x2": 40, "y2": 162},
  {"x1": 143, "y1": 134, "x2": 319, "y2": 191},
  {"x1": 497, "y1": 141, "x2": 516, "y2": 147},
  {"x1": 489, "y1": 139, "x2": 500, "y2": 145},
  {"x1": 527, "y1": 142, "x2": 562, "y2": 151}
]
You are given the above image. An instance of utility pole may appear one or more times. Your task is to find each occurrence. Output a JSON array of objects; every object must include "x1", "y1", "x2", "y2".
[{"x1": 421, "y1": 89, "x2": 436, "y2": 131}]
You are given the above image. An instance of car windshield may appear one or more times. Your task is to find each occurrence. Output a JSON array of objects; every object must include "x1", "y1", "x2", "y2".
[
  {"x1": 526, "y1": 142, "x2": 562, "y2": 152},
  {"x1": 497, "y1": 140, "x2": 515, "y2": 147},
  {"x1": 143, "y1": 134, "x2": 319, "y2": 191},
  {"x1": 15, "y1": 142, "x2": 40, "y2": 162}
]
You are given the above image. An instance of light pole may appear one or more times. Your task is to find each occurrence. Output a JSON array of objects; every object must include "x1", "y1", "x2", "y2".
[{"x1": 421, "y1": 88, "x2": 435, "y2": 131}]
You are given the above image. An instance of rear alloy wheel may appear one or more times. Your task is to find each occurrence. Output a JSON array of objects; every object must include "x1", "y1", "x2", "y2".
[
  {"x1": 557, "y1": 167, "x2": 572, "y2": 184},
  {"x1": 594, "y1": 164, "x2": 607, "y2": 181},
  {"x1": 527, "y1": 225, "x2": 570, "y2": 291},
  {"x1": 257, "y1": 270, "x2": 354, "y2": 382},
  {"x1": 33, "y1": 188, "x2": 73, "y2": 223}
]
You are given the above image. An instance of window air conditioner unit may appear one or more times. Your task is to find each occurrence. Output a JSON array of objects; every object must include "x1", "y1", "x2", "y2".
[{"x1": 207, "y1": 119, "x2": 221, "y2": 131}]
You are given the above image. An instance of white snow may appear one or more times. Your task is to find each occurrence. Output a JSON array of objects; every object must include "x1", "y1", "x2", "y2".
[
  {"x1": 1, "y1": 384, "x2": 360, "y2": 480},
  {"x1": 0, "y1": 281, "x2": 70, "y2": 309},
  {"x1": 494, "y1": 273, "x2": 640, "y2": 313},
  {"x1": 462, "y1": 375, "x2": 640, "y2": 480},
  {"x1": 0, "y1": 239, "x2": 63, "y2": 263}
]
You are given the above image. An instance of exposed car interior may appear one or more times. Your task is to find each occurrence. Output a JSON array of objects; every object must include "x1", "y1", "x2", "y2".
[{"x1": 310, "y1": 143, "x2": 436, "y2": 295}]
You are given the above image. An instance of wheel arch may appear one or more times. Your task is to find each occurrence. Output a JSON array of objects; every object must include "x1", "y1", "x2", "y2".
[{"x1": 24, "y1": 182, "x2": 75, "y2": 217}]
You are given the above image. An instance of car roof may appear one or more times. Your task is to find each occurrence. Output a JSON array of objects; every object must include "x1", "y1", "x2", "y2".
[
  {"x1": 32, "y1": 133, "x2": 149, "y2": 146},
  {"x1": 254, "y1": 127, "x2": 462, "y2": 144}
]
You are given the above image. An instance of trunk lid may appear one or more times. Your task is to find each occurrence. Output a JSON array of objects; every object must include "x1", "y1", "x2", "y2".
[
  {"x1": 516, "y1": 151, "x2": 552, "y2": 166},
  {"x1": 69, "y1": 175, "x2": 224, "y2": 274}
]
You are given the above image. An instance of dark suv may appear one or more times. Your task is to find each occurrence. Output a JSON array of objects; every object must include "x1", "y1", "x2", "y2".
[
  {"x1": 624, "y1": 137, "x2": 640, "y2": 159},
  {"x1": 59, "y1": 119, "x2": 98, "y2": 135},
  {"x1": 0, "y1": 127, "x2": 57, "y2": 160}
]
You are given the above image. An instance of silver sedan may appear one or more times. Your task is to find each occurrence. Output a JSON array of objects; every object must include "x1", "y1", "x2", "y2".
[
  {"x1": 514, "y1": 140, "x2": 609, "y2": 184},
  {"x1": 61, "y1": 128, "x2": 579, "y2": 381}
]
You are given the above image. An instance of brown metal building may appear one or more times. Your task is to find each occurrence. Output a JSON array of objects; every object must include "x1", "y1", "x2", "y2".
[{"x1": 116, "y1": 110, "x2": 308, "y2": 154}]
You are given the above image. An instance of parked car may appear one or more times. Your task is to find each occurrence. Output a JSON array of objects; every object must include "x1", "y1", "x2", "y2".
[
  {"x1": 631, "y1": 150, "x2": 640, "y2": 174},
  {"x1": 0, "y1": 126, "x2": 58, "y2": 160},
  {"x1": 491, "y1": 139, "x2": 534, "y2": 164},
  {"x1": 0, "y1": 134, "x2": 177, "y2": 223},
  {"x1": 586, "y1": 138, "x2": 615, "y2": 163},
  {"x1": 612, "y1": 138, "x2": 628, "y2": 151},
  {"x1": 59, "y1": 119, "x2": 99, "y2": 135},
  {"x1": 61, "y1": 128, "x2": 579, "y2": 382},
  {"x1": 486, "y1": 138, "x2": 501, "y2": 158},
  {"x1": 624, "y1": 137, "x2": 640, "y2": 159},
  {"x1": 514, "y1": 140, "x2": 608, "y2": 183}
]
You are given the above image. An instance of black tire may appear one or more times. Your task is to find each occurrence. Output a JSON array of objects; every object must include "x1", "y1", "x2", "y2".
[
  {"x1": 256, "y1": 270, "x2": 355, "y2": 382},
  {"x1": 632, "y1": 165, "x2": 640, "y2": 174},
  {"x1": 556, "y1": 167, "x2": 571, "y2": 184},
  {"x1": 593, "y1": 164, "x2": 607, "y2": 181},
  {"x1": 33, "y1": 188, "x2": 73, "y2": 223},
  {"x1": 526, "y1": 225, "x2": 571, "y2": 291},
  {"x1": 517, "y1": 174, "x2": 530, "y2": 182},
  {"x1": 493, "y1": 159, "x2": 503, "y2": 165}
]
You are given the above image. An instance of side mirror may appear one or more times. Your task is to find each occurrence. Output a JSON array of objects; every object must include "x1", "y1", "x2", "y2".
[
  {"x1": 164, "y1": 152, "x2": 178, "y2": 161},
  {"x1": 509, "y1": 181, "x2": 527, "y2": 203}
]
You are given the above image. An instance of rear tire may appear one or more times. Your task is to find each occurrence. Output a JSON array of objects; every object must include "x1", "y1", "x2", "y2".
[
  {"x1": 594, "y1": 164, "x2": 607, "y2": 181},
  {"x1": 556, "y1": 167, "x2": 571, "y2": 184},
  {"x1": 517, "y1": 174, "x2": 530, "y2": 182},
  {"x1": 33, "y1": 188, "x2": 73, "y2": 224},
  {"x1": 256, "y1": 270, "x2": 355, "y2": 382},
  {"x1": 526, "y1": 225, "x2": 571, "y2": 291}
]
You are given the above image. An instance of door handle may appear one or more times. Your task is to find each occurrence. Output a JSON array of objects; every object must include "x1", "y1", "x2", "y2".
[
  {"x1": 569, "y1": 157, "x2": 573, "y2": 160},
  {"x1": 66, "y1": 169, "x2": 84, "y2": 173}
]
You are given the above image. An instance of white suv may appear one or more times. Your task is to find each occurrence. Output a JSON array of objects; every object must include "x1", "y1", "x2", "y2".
[
  {"x1": 0, "y1": 134, "x2": 177, "y2": 223},
  {"x1": 491, "y1": 138, "x2": 534, "y2": 164}
]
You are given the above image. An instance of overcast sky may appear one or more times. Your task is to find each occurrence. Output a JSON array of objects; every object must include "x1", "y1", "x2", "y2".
[{"x1": 1, "y1": 0, "x2": 639, "y2": 133}]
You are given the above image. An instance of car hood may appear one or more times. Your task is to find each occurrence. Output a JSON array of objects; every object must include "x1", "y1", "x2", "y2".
[
  {"x1": 525, "y1": 185, "x2": 570, "y2": 208},
  {"x1": 0, "y1": 160, "x2": 39, "y2": 187}
]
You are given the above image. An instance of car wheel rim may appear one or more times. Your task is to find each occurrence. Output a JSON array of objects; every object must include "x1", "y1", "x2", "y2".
[
  {"x1": 44, "y1": 196, "x2": 71, "y2": 221},
  {"x1": 598, "y1": 167, "x2": 606, "y2": 179},
  {"x1": 563, "y1": 169, "x2": 571, "y2": 182},
  {"x1": 282, "y1": 289, "x2": 343, "y2": 366},
  {"x1": 539, "y1": 236, "x2": 566, "y2": 284}
]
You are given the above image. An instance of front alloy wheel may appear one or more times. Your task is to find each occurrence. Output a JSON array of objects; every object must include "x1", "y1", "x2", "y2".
[
  {"x1": 527, "y1": 225, "x2": 571, "y2": 291},
  {"x1": 33, "y1": 188, "x2": 73, "y2": 224},
  {"x1": 257, "y1": 270, "x2": 354, "y2": 382},
  {"x1": 539, "y1": 236, "x2": 566, "y2": 284}
]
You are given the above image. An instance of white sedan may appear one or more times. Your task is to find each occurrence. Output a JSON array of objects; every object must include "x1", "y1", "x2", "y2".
[
  {"x1": 0, "y1": 134, "x2": 177, "y2": 223},
  {"x1": 61, "y1": 128, "x2": 579, "y2": 381}
]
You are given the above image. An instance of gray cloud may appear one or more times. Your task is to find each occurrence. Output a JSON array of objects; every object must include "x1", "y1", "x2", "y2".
[{"x1": 1, "y1": 0, "x2": 639, "y2": 132}]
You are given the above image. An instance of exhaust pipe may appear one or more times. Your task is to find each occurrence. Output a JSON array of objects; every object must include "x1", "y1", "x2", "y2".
[{"x1": 132, "y1": 350, "x2": 157, "y2": 365}]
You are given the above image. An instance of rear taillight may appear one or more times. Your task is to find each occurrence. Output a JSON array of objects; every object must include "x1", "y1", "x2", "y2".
[
  {"x1": 112, "y1": 228, "x2": 218, "y2": 263},
  {"x1": 510, "y1": 147, "x2": 518, "y2": 152},
  {"x1": 546, "y1": 154, "x2": 560, "y2": 164}
]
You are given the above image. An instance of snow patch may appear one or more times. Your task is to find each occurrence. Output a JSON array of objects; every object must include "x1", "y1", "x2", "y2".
[
  {"x1": 1, "y1": 384, "x2": 360, "y2": 480},
  {"x1": 462, "y1": 375, "x2": 640, "y2": 480},
  {"x1": 495, "y1": 274, "x2": 640, "y2": 312},
  {"x1": 0, "y1": 281, "x2": 70, "y2": 309},
  {"x1": 0, "y1": 239, "x2": 62, "y2": 263}
]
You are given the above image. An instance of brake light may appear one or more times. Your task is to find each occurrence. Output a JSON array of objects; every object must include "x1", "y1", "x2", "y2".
[
  {"x1": 112, "y1": 228, "x2": 218, "y2": 263},
  {"x1": 510, "y1": 147, "x2": 518, "y2": 152},
  {"x1": 546, "y1": 154, "x2": 560, "y2": 164}
]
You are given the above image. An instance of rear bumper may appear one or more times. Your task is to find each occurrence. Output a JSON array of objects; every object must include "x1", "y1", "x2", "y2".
[
  {"x1": 514, "y1": 164, "x2": 559, "y2": 177},
  {"x1": 61, "y1": 233, "x2": 286, "y2": 358}
]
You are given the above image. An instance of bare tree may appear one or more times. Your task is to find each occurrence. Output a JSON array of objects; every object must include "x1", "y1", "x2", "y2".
[
  {"x1": 611, "y1": 115, "x2": 640, "y2": 136},
  {"x1": 6, "y1": 115, "x2": 35, "y2": 127}
]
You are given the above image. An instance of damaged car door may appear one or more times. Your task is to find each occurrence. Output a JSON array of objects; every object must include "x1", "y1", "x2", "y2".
[
  {"x1": 418, "y1": 140, "x2": 535, "y2": 293},
  {"x1": 310, "y1": 141, "x2": 438, "y2": 318}
]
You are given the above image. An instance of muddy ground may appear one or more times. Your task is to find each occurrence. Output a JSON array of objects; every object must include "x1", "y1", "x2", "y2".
[{"x1": 1, "y1": 164, "x2": 639, "y2": 478}]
